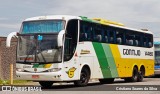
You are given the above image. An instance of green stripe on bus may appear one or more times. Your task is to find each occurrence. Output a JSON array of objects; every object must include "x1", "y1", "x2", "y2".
[
  {"x1": 33, "y1": 64, "x2": 45, "y2": 68},
  {"x1": 92, "y1": 42, "x2": 112, "y2": 78},
  {"x1": 32, "y1": 64, "x2": 39, "y2": 68},
  {"x1": 102, "y1": 44, "x2": 119, "y2": 77},
  {"x1": 80, "y1": 16, "x2": 99, "y2": 23},
  {"x1": 38, "y1": 65, "x2": 45, "y2": 68}
]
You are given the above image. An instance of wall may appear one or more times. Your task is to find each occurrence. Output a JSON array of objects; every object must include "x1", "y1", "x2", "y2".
[{"x1": 0, "y1": 37, "x2": 17, "y2": 80}]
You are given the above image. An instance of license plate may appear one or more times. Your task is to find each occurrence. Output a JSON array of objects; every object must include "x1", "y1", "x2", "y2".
[{"x1": 32, "y1": 75, "x2": 39, "y2": 79}]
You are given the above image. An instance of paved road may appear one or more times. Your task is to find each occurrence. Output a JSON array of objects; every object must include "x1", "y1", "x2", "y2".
[
  {"x1": 42, "y1": 78, "x2": 160, "y2": 91},
  {"x1": 1, "y1": 78, "x2": 160, "y2": 94}
]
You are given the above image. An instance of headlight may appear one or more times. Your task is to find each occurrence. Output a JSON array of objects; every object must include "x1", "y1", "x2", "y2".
[
  {"x1": 48, "y1": 68, "x2": 61, "y2": 72},
  {"x1": 16, "y1": 68, "x2": 24, "y2": 72}
]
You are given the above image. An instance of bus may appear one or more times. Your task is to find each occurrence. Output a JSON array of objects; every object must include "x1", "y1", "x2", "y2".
[
  {"x1": 6, "y1": 15, "x2": 154, "y2": 88},
  {"x1": 154, "y1": 38, "x2": 160, "y2": 75}
]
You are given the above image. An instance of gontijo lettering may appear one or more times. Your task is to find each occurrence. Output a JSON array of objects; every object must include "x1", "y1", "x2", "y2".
[{"x1": 123, "y1": 49, "x2": 141, "y2": 56}]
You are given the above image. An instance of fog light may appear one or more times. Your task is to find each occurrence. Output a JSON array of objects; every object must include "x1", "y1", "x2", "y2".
[
  {"x1": 16, "y1": 68, "x2": 24, "y2": 72},
  {"x1": 48, "y1": 68, "x2": 61, "y2": 72}
]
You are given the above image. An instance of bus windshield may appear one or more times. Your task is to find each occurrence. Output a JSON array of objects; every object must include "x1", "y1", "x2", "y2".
[
  {"x1": 21, "y1": 20, "x2": 65, "y2": 34},
  {"x1": 17, "y1": 34, "x2": 62, "y2": 63}
]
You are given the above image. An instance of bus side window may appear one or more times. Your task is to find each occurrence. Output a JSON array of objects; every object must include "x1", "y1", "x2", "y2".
[
  {"x1": 109, "y1": 30, "x2": 115, "y2": 44},
  {"x1": 102, "y1": 26, "x2": 109, "y2": 43},
  {"x1": 135, "y1": 33, "x2": 141, "y2": 47},
  {"x1": 129, "y1": 39, "x2": 134, "y2": 46},
  {"x1": 105, "y1": 36, "x2": 108, "y2": 43},
  {"x1": 135, "y1": 40, "x2": 138, "y2": 46},
  {"x1": 143, "y1": 36, "x2": 148, "y2": 47},
  {"x1": 126, "y1": 31, "x2": 137, "y2": 46},
  {"x1": 126, "y1": 34, "x2": 130, "y2": 45},
  {"x1": 80, "y1": 23, "x2": 87, "y2": 41},
  {"x1": 149, "y1": 42, "x2": 152, "y2": 48},
  {"x1": 117, "y1": 37, "x2": 122, "y2": 44},
  {"x1": 80, "y1": 21, "x2": 92, "y2": 42},
  {"x1": 116, "y1": 30, "x2": 124, "y2": 45},
  {"x1": 87, "y1": 27, "x2": 93, "y2": 41},
  {"x1": 80, "y1": 33, "x2": 87, "y2": 41},
  {"x1": 92, "y1": 24, "x2": 102, "y2": 42},
  {"x1": 96, "y1": 34, "x2": 102, "y2": 42},
  {"x1": 147, "y1": 34, "x2": 153, "y2": 48},
  {"x1": 126, "y1": 34, "x2": 134, "y2": 46}
]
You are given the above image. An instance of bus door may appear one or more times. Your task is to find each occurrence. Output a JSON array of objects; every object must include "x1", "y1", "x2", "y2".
[{"x1": 63, "y1": 19, "x2": 79, "y2": 80}]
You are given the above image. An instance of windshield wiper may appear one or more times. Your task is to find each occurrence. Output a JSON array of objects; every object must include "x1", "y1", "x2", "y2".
[
  {"x1": 24, "y1": 46, "x2": 36, "y2": 62},
  {"x1": 37, "y1": 47, "x2": 47, "y2": 63}
]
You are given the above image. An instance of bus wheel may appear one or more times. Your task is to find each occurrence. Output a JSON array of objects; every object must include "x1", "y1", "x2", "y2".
[
  {"x1": 74, "y1": 68, "x2": 90, "y2": 86},
  {"x1": 125, "y1": 67, "x2": 138, "y2": 82},
  {"x1": 39, "y1": 81, "x2": 54, "y2": 88},
  {"x1": 137, "y1": 67, "x2": 145, "y2": 82},
  {"x1": 99, "y1": 78, "x2": 114, "y2": 84}
]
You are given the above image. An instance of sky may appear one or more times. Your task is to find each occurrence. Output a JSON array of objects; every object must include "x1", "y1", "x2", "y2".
[{"x1": 0, "y1": 0, "x2": 160, "y2": 37}]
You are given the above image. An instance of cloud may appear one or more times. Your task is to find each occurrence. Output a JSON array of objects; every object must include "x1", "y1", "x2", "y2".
[
  {"x1": 0, "y1": 0, "x2": 159, "y2": 37},
  {"x1": 0, "y1": 23, "x2": 20, "y2": 29},
  {"x1": 0, "y1": 18, "x2": 8, "y2": 21},
  {"x1": 41, "y1": 0, "x2": 160, "y2": 26}
]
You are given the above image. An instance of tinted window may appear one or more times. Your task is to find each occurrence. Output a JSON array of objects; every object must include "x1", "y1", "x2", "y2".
[
  {"x1": 79, "y1": 21, "x2": 153, "y2": 48},
  {"x1": 64, "y1": 20, "x2": 78, "y2": 61},
  {"x1": 22, "y1": 20, "x2": 65, "y2": 34}
]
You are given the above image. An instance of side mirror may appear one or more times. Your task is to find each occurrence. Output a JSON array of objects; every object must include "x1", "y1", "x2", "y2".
[
  {"x1": 57, "y1": 30, "x2": 65, "y2": 47},
  {"x1": 6, "y1": 32, "x2": 18, "y2": 47}
]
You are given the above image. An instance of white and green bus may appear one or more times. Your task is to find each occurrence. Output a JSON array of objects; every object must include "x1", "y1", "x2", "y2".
[{"x1": 7, "y1": 15, "x2": 154, "y2": 88}]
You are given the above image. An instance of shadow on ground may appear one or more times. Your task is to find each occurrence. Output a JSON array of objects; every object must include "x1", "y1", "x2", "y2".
[{"x1": 41, "y1": 79, "x2": 144, "y2": 90}]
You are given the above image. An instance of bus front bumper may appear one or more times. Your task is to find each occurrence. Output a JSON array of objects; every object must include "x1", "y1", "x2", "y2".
[{"x1": 16, "y1": 71, "x2": 63, "y2": 81}]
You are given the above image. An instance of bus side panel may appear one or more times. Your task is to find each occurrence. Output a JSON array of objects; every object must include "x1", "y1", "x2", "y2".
[
  {"x1": 109, "y1": 44, "x2": 128, "y2": 77},
  {"x1": 143, "y1": 59, "x2": 154, "y2": 76},
  {"x1": 74, "y1": 42, "x2": 154, "y2": 80},
  {"x1": 92, "y1": 42, "x2": 119, "y2": 78},
  {"x1": 110, "y1": 44, "x2": 154, "y2": 78},
  {"x1": 77, "y1": 42, "x2": 103, "y2": 79},
  {"x1": 62, "y1": 42, "x2": 104, "y2": 81}
]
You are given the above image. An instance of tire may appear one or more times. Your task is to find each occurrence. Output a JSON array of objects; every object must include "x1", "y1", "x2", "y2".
[
  {"x1": 39, "y1": 81, "x2": 54, "y2": 88},
  {"x1": 99, "y1": 78, "x2": 114, "y2": 84},
  {"x1": 74, "y1": 68, "x2": 90, "y2": 86},
  {"x1": 137, "y1": 68, "x2": 145, "y2": 82},
  {"x1": 125, "y1": 67, "x2": 138, "y2": 82}
]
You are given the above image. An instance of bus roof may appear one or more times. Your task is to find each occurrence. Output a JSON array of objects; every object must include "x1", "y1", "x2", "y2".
[
  {"x1": 24, "y1": 15, "x2": 153, "y2": 35},
  {"x1": 24, "y1": 15, "x2": 81, "y2": 21},
  {"x1": 108, "y1": 23, "x2": 153, "y2": 34}
]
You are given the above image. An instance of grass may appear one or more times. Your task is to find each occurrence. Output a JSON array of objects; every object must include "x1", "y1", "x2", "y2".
[{"x1": 0, "y1": 79, "x2": 31, "y2": 85}]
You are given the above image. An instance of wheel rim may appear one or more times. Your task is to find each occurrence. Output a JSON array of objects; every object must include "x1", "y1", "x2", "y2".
[{"x1": 138, "y1": 70, "x2": 144, "y2": 81}]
